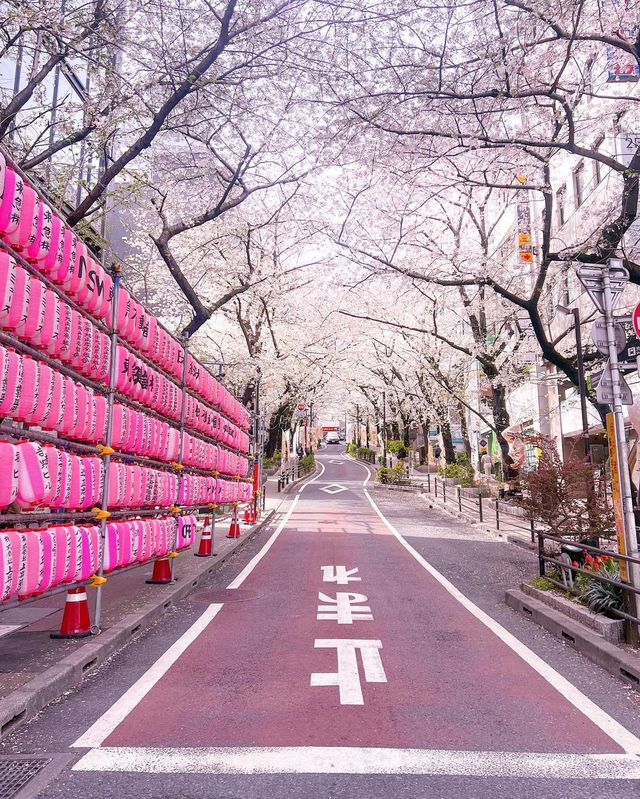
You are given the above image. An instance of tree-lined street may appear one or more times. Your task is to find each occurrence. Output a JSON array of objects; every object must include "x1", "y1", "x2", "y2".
[{"x1": 3, "y1": 2, "x2": 640, "y2": 796}]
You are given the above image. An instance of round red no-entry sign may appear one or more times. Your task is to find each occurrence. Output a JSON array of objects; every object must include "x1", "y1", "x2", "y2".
[{"x1": 633, "y1": 303, "x2": 640, "y2": 338}]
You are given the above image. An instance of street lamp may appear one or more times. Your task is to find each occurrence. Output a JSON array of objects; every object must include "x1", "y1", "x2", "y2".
[{"x1": 557, "y1": 304, "x2": 590, "y2": 459}]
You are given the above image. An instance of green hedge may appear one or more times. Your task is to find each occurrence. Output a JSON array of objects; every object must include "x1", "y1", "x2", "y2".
[
  {"x1": 300, "y1": 452, "x2": 315, "y2": 470},
  {"x1": 437, "y1": 462, "x2": 475, "y2": 486},
  {"x1": 376, "y1": 463, "x2": 408, "y2": 484}
]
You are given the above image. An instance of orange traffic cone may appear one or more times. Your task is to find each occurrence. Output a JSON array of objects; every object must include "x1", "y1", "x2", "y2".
[
  {"x1": 51, "y1": 587, "x2": 92, "y2": 639},
  {"x1": 243, "y1": 506, "x2": 252, "y2": 524},
  {"x1": 146, "y1": 557, "x2": 173, "y2": 584},
  {"x1": 227, "y1": 506, "x2": 240, "y2": 538},
  {"x1": 195, "y1": 516, "x2": 213, "y2": 557}
]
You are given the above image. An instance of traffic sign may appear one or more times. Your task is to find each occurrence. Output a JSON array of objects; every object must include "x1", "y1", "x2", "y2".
[
  {"x1": 577, "y1": 263, "x2": 628, "y2": 313},
  {"x1": 633, "y1": 302, "x2": 640, "y2": 338},
  {"x1": 618, "y1": 333, "x2": 640, "y2": 364},
  {"x1": 590, "y1": 316, "x2": 626, "y2": 355},
  {"x1": 595, "y1": 362, "x2": 633, "y2": 405}
]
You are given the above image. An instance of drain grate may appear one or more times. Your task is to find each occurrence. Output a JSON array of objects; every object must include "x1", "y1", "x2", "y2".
[{"x1": 0, "y1": 758, "x2": 51, "y2": 799}]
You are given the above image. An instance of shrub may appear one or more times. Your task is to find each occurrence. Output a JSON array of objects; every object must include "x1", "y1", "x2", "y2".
[
  {"x1": 376, "y1": 463, "x2": 408, "y2": 484},
  {"x1": 437, "y1": 462, "x2": 475, "y2": 486},
  {"x1": 578, "y1": 554, "x2": 623, "y2": 617},
  {"x1": 300, "y1": 452, "x2": 315, "y2": 470},
  {"x1": 517, "y1": 436, "x2": 614, "y2": 541},
  {"x1": 263, "y1": 451, "x2": 281, "y2": 469},
  {"x1": 346, "y1": 443, "x2": 358, "y2": 454},
  {"x1": 386, "y1": 439, "x2": 405, "y2": 455}
]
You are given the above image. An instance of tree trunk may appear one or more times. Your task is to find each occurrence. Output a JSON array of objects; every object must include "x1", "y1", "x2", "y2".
[
  {"x1": 458, "y1": 403, "x2": 472, "y2": 462},
  {"x1": 441, "y1": 421, "x2": 456, "y2": 464},
  {"x1": 491, "y1": 384, "x2": 512, "y2": 474},
  {"x1": 420, "y1": 418, "x2": 430, "y2": 465},
  {"x1": 265, "y1": 401, "x2": 292, "y2": 458}
]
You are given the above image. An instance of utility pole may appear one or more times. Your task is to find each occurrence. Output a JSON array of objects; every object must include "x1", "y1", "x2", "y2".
[
  {"x1": 578, "y1": 259, "x2": 640, "y2": 638},
  {"x1": 253, "y1": 371, "x2": 262, "y2": 519},
  {"x1": 382, "y1": 391, "x2": 387, "y2": 468},
  {"x1": 603, "y1": 268, "x2": 639, "y2": 602},
  {"x1": 573, "y1": 307, "x2": 590, "y2": 460},
  {"x1": 558, "y1": 305, "x2": 590, "y2": 459}
]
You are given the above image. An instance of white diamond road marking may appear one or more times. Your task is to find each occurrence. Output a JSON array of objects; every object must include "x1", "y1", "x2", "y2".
[
  {"x1": 319, "y1": 483, "x2": 348, "y2": 495},
  {"x1": 329, "y1": 460, "x2": 344, "y2": 465}
]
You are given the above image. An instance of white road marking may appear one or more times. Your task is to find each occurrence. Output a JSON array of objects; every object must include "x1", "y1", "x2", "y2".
[
  {"x1": 310, "y1": 639, "x2": 386, "y2": 705},
  {"x1": 298, "y1": 459, "x2": 325, "y2": 493},
  {"x1": 227, "y1": 495, "x2": 299, "y2": 589},
  {"x1": 343, "y1": 453, "x2": 374, "y2": 487},
  {"x1": 321, "y1": 565, "x2": 361, "y2": 584},
  {"x1": 317, "y1": 592, "x2": 373, "y2": 624},
  {"x1": 363, "y1": 488, "x2": 640, "y2": 756},
  {"x1": 319, "y1": 483, "x2": 348, "y2": 495},
  {"x1": 72, "y1": 746, "x2": 640, "y2": 778},
  {"x1": 0, "y1": 624, "x2": 22, "y2": 638},
  {"x1": 71, "y1": 603, "x2": 224, "y2": 749}
]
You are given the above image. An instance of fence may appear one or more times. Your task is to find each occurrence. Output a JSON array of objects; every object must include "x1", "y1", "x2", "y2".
[
  {"x1": 277, "y1": 460, "x2": 316, "y2": 491},
  {"x1": 424, "y1": 475, "x2": 536, "y2": 542},
  {"x1": 537, "y1": 530, "x2": 640, "y2": 637}
]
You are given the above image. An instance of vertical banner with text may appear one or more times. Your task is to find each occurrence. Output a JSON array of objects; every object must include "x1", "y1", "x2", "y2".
[{"x1": 606, "y1": 412, "x2": 629, "y2": 581}]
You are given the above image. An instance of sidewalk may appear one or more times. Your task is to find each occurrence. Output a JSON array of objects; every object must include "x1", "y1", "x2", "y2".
[{"x1": 0, "y1": 468, "x2": 313, "y2": 738}]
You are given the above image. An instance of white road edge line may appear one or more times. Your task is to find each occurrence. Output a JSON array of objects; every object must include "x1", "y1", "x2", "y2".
[
  {"x1": 71, "y1": 603, "x2": 224, "y2": 749},
  {"x1": 363, "y1": 488, "x2": 640, "y2": 756},
  {"x1": 298, "y1": 459, "x2": 326, "y2": 494},
  {"x1": 227, "y1": 495, "x2": 300, "y2": 589},
  {"x1": 341, "y1": 452, "x2": 373, "y2": 487},
  {"x1": 72, "y1": 746, "x2": 640, "y2": 778}
]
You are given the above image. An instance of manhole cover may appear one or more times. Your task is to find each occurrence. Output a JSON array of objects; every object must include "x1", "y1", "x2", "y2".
[
  {"x1": 192, "y1": 589, "x2": 261, "y2": 603},
  {"x1": 0, "y1": 758, "x2": 50, "y2": 799}
]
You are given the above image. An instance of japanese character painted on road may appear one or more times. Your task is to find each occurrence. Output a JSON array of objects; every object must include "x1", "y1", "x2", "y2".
[
  {"x1": 310, "y1": 639, "x2": 386, "y2": 705},
  {"x1": 317, "y1": 592, "x2": 373, "y2": 624},
  {"x1": 320, "y1": 565, "x2": 361, "y2": 584}
]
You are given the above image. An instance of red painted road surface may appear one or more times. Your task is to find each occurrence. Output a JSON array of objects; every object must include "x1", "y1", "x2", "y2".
[{"x1": 88, "y1": 452, "x2": 623, "y2": 756}]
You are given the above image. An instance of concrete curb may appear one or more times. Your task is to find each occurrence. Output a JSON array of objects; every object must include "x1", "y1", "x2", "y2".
[
  {"x1": 505, "y1": 588, "x2": 640, "y2": 690},
  {"x1": 520, "y1": 582, "x2": 624, "y2": 643},
  {"x1": 0, "y1": 507, "x2": 280, "y2": 740}
]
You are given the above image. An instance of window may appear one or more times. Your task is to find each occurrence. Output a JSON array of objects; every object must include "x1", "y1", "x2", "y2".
[
  {"x1": 556, "y1": 186, "x2": 566, "y2": 228},
  {"x1": 593, "y1": 136, "x2": 604, "y2": 185},
  {"x1": 573, "y1": 162, "x2": 585, "y2": 208}
]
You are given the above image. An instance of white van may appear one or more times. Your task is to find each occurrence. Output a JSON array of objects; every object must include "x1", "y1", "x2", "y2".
[{"x1": 325, "y1": 432, "x2": 340, "y2": 444}]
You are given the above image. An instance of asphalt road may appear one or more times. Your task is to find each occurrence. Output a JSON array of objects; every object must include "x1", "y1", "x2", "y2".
[{"x1": 2, "y1": 446, "x2": 640, "y2": 798}]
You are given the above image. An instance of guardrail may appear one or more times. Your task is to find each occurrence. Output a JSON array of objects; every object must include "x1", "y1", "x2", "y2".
[
  {"x1": 537, "y1": 530, "x2": 640, "y2": 637},
  {"x1": 424, "y1": 475, "x2": 536, "y2": 543},
  {"x1": 277, "y1": 462, "x2": 315, "y2": 492}
]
